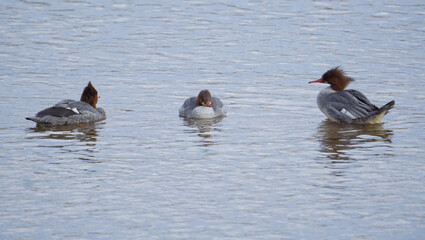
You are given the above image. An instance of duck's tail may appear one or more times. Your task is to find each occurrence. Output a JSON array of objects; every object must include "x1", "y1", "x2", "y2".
[
  {"x1": 25, "y1": 117, "x2": 37, "y2": 122},
  {"x1": 26, "y1": 116, "x2": 46, "y2": 124},
  {"x1": 353, "y1": 100, "x2": 395, "y2": 124}
]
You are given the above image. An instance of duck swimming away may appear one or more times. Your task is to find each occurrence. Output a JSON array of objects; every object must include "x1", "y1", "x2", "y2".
[
  {"x1": 26, "y1": 82, "x2": 106, "y2": 125},
  {"x1": 179, "y1": 90, "x2": 226, "y2": 119},
  {"x1": 309, "y1": 67, "x2": 394, "y2": 124}
]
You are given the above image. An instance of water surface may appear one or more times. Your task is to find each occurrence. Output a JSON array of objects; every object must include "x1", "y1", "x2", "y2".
[{"x1": 1, "y1": 0, "x2": 425, "y2": 239}]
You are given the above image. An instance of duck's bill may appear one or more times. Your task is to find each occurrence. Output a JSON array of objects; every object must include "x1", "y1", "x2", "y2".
[{"x1": 309, "y1": 78, "x2": 323, "y2": 83}]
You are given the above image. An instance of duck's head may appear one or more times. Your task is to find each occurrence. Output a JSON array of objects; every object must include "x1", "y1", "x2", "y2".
[
  {"x1": 309, "y1": 67, "x2": 354, "y2": 91},
  {"x1": 196, "y1": 89, "x2": 213, "y2": 108},
  {"x1": 80, "y1": 81, "x2": 99, "y2": 108}
]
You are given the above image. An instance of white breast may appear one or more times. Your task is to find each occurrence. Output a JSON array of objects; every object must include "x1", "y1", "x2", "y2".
[{"x1": 190, "y1": 106, "x2": 216, "y2": 119}]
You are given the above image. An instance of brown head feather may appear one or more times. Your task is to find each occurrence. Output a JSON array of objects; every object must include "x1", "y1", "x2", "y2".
[
  {"x1": 196, "y1": 90, "x2": 213, "y2": 107},
  {"x1": 80, "y1": 81, "x2": 98, "y2": 108},
  {"x1": 322, "y1": 67, "x2": 354, "y2": 91}
]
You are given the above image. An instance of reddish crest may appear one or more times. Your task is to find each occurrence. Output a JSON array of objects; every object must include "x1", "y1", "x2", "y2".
[
  {"x1": 309, "y1": 67, "x2": 354, "y2": 91},
  {"x1": 80, "y1": 81, "x2": 98, "y2": 108},
  {"x1": 196, "y1": 89, "x2": 213, "y2": 107}
]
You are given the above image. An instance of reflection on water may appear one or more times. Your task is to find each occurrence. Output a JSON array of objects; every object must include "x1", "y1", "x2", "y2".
[
  {"x1": 182, "y1": 117, "x2": 224, "y2": 135},
  {"x1": 26, "y1": 123, "x2": 100, "y2": 142},
  {"x1": 181, "y1": 117, "x2": 224, "y2": 147},
  {"x1": 316, "y1": 120, "x2": 393, "y2": 162},
  {"x1": 25, "y1": 123, "x2": 103, "y2": 162}
]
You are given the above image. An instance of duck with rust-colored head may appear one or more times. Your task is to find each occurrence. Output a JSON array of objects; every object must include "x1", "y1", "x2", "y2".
[
  {"x1": 309, "y1": 67, "x2": 394, "y2": 124},
  {"x1": 26, "y1": 82, "x2": 106, "y2": 125},
  {"x1": 179, "y1": 90, "x2": 226, "y2": 119}
]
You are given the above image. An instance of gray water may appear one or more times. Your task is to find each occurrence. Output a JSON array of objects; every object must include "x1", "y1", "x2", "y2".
[{"x1": 1, "y1": 0, "x2": 425, "y2": 239}]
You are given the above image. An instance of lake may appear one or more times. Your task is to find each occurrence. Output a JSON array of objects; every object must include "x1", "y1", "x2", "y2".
[{"x1": 1, "y1": 0, "x2": 424, "y2": 239}]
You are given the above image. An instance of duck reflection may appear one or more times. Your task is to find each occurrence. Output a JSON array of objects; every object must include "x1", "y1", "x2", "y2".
[
  {"x1": 26, "y1": 123, "x2": 100, "y2": 142},
  {"x1": 181, "y1": 117, "x2": 224, "y2": 146},
  {"x1": 316, "y1": 119, "x2": 393, "y2": 162},
  {"x1": 26, "y1": 123, "x2": 103, "y2": 163}
]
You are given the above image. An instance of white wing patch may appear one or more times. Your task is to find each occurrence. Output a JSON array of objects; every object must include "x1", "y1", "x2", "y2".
[
  {"x1": 341, "y1": 108, "x2": 356, "y2": 119},
  {"x1": 66, "y1": 107, "x2": 80, "y2": 114},
  {"x1": 66, "y1": 106, "x2": 80, "y2": 114}
]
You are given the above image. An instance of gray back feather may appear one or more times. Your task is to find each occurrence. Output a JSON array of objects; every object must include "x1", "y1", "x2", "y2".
[
  {"x1": 27, "y1": 99, "x2": 106, "y2": 125},
  {"x1": 328, "y1": 90, "x2": 379, "y2": 119}
]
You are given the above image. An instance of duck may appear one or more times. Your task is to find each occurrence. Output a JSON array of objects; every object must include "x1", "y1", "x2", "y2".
[
  {"x1": 309, "y1": 67, "x2": 394, "y2": 124},
  {"x1": 179, "y1": 90, "x2": 226, "y2": 119},
  {"x1": 26, "y1": 82, "x2": 106, "y2": 125}
]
